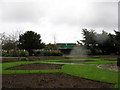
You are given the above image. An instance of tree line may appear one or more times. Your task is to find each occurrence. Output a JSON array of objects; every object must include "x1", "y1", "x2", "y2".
[
  {"x1": 0, "y1": 31, "x2": 58, "y2": 56},
  {"x1": 77, "y1": 29, "x2": 120, "y2": 55},
  {"x1": 0, "y1": 29, "x2": 120, "y2": 55}
]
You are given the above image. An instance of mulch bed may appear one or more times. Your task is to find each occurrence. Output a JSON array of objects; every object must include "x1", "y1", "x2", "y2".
[
  {"x1": 7, "y1": 63, "x2": 63, "y2": 70},
  {"x1": 2, "y1": 73, "x2": 114, "y2": 88},
  {"x1": 103, "y1": 59, "x2": 117, "y2": 61},
  {"x1": 62, "y1": 60, "x2": 95, "y2": 63},
  {"x1": 2, "y1": 59, "x2": 34, "y2": 63},
  {"x1": 107, "y1": 60, "x2": 117, "y2": 61},
  {"x1": 2, "y1": 60, "x2": 32, "y2": 63},
  {"x1": 2, "y1": 56, "x2": 66, "y2": 63},
  {"x1": 88, "y1": 55, "x2": 118, "y2": 59}
]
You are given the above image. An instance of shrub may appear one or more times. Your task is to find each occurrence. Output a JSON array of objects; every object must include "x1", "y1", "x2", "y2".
[
  {"x1": 2, "y1": 52, "x2": 10, "y2": 57},
  {"x1": 43, "y1": 51, "x2": 63, "y2": 56},
  {"x1": 2, "y1": 50, "x2": 29, "y2": 57},
  {"x1": 19, "y1": 57, "x2": 27, "y2": 61},
  {"x1": 19, "y1": 51, "x2": 29, "y2": 57},
  {"x1": 10, "y1": 51, "x2": 19, "y2": 57},
  {"x1": 32, "y1": 50, "x2": 63, "y2": 56},
  {"x1": 43, "y1": 52, "x2": 50, "y2": 56}
]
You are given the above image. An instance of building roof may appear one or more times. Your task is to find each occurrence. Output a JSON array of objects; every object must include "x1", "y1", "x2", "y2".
[
  {"x1": 56, "y1": 43, "x2": 76, "y2": 45},
  {"x1": 56, "y1": 43, "x2": 76, "y2": 49}
]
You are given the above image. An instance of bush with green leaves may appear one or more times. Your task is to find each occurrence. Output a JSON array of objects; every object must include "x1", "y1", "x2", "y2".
[
  {"x1": 19, "y1": 57, "x2": 28, "y2": 61},
  {"x1": 19, "y1": 51, "x2": 29, "y2": 57},
  {"x1": 2, "y1": 52, "x2": 10, "y2": 57},
  {"x1": 43, "y1": 51, "x2": 63, "y2": 56},
  {"x1": 10, "y1": 51, "x2": 19, "y2": 57},
  {"x1": 32, "y1": 50, "x2": 63, "y2": 56},
  {"x1": 2, "y1": 50, "x2": 29, "y2": 57}
]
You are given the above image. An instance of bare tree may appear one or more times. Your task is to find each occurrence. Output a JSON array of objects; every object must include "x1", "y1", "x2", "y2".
[
  {"x1": 0, "y1": 30, "x2": 24, "y2": 50},
  {"x1": 0, "y1": 32, "x2": 8, "y2": 45}
]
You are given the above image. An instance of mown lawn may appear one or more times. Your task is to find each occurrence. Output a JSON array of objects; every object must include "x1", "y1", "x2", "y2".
[
  {"x1": 1, "y1": 61, "x2": 62, "y2": 74},
  {"x1": 1, "y1": 58, "x2": 119, "y2": 88},
  {"x1": 61, "y1": 64, "x2": 118, "y2": 88},
  {"x1": 45, "y1": 58, "x2": 117, "y2": 65}
]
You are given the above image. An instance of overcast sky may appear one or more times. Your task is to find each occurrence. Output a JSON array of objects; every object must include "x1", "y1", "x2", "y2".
[{"x1": 0, "y1": 0, "x2": 119, "y2": 44}]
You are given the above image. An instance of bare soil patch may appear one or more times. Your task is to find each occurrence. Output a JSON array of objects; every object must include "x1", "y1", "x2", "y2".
[
  {"x1": 7, "y1": 63, "x2": 63, "y2": 70},
  {"x1": 2, "y1": 56, "x2": 65, "y2": 63},
  {"x1": 2, "y1": 73, "x2": 114, "y2": 88},
  {"x1": 2, "y1": 58, "x2": 35, "y2": 63},
  {"x1": 103, "y1": 59, "x2": 117, "y2": 61}
]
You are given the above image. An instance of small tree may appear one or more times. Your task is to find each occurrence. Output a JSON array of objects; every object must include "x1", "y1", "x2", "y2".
[
  {"x1": 78, "y1": 29, "x2": 118, "y2": 55},
  {"x1": 18, "y1": 31, "x2": 45, "y2": 55},
  {"x1": 0, "y1": 32, "x2": 18, "y2": 50},
  {"x1": 45, "y1": 43, "x2": 57, "y2": 50},
  {"x1": 114, "y1": 30, "x2": 120, "y2": 54},
  {"x1": 80, "y1": 29, "x2": 97, "y2": 46},
  {"x1": 0, "y1": 30, "x2": 24, "y2": 51},
  {"x1": 77, "y1": 29, "x2": 97, "y2": 54}
]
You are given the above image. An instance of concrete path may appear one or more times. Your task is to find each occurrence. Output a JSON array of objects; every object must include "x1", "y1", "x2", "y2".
[{"x1": 39, "y1": 61, "x2": 97, "y2": 66}]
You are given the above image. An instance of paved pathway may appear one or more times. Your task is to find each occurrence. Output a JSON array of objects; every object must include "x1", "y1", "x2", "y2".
[{"x1": 39, "y1": 61, "x2": 97, "y2": 66}]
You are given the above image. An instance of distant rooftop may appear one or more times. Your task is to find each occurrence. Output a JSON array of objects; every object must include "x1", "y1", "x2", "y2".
[
  {"x1": 56, "y1": 43, "x2": 76, "y2": 45},
  {"x1": 56, "y1": 43, "x2": 77, "y2": 49}
]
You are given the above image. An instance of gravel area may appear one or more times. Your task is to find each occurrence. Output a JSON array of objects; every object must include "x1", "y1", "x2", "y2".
[{"x1": 97, "y1": 63, "x2": 119, "y2": 72}]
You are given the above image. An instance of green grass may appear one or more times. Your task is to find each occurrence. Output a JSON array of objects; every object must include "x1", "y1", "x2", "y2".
[
  {"x1": 65, "y1": 56, "x2": 75, "y2": 58},
  {"x1": 42, "y1": 60, "x2": 63, "y2": 62},
  {"x1": 46, "y1": 58, "x2": 103, "y2": 62},
  {"x1": 2, "y1": 61, "x2": 63, "y2": 74},
  {"x1": 2, "y1": 61, "x2": 37, "y2": 70},
  {"x1": 1, "y1": 58, "x2": 119, "y2": 88},
  {"x1": 61, "y1": 64, "x2": 118, "y2": 88},
  {"x1": 83, "y1": 61, "x2": 117, "y2": 64},
  {"x1": 45, "y1": 58, "x2": 117, "y2": 65}
]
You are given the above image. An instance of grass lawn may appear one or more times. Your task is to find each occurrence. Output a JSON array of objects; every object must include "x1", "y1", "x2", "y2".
[
  {"x1": 61, "y1": 64, "x2": 118, "y2": 88},
  {"x1": 45, "y1": 58, "x2": 117, "y2": 65},
  {"x1": 83, "y1": 61, "x2": 117, "y2": 64},
  {"x1": 2, "y1": 61, "x2": 62, "y2": 74},
  {"x1": 1, "y1": 57, "x2": 119, "y2": 88},
  {"x1": 45, "y1": 58, "x2": 103, "y2": 62}
]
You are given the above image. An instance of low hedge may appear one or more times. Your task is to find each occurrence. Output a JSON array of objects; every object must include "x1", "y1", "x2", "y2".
[
  {"x1": 2, "y1": 50, "x2": 63, "y2": 57},
  {"x1": 33, "y1": 51, "x2": 63, "y2": 56},
  {"x1": 43, "y1": 51, "x2": 63, "y2": 56},
  {"x1": 2, "y1": 51, "x2": 29, "y2": 57}
]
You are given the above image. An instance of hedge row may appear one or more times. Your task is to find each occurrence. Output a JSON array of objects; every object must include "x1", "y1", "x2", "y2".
[
  {"x1": 2, "y1": 51, "x2": 29, "y2": 57},
  {"x1": 33, "y1": 51, "x2": 63, "y2": 56},
  {"x1": 2, "y1": 50, "x2": 63, "y2": 57}
]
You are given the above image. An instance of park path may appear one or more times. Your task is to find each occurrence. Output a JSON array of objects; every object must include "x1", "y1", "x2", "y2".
[
  {"x1": 39, "y1": 61, "x2": 119, "y2": 72},
  {"x1": 39, "y1": 61, "x2": 97, "y2": 66}
]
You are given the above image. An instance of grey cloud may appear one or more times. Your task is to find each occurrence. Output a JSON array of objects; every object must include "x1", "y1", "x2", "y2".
[
  {"x1": 119, "y1": 1, "x2": 120, "y2": 31},
  {"x1": 86, "y1": 2, "x2": 118, "y2": 28},
  {"x1": 49, "y1": 2, "x2": 118, "y2": 31},
  {"x1": 0, "y1": 1, "x2": 118, "y2": 44},
  {"x1": 0, "y1": 2, "x2": 46, "y2": 23},
  {"x1": 0, "y1": 1, "x2": 117, "y2": 30}
]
